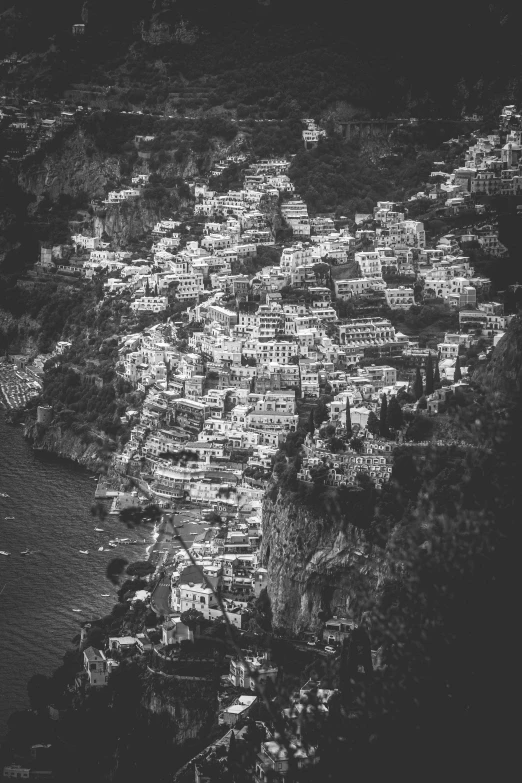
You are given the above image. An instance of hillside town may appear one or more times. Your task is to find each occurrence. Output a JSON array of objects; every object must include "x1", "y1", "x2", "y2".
[{"x1": 1, "y1": 101, "x2": 520, "y2": 781}]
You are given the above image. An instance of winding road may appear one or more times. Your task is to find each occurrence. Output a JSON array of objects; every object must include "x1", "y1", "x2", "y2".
[{"x1": 151, "y1": 573, "x2": 171, "y2": 616}]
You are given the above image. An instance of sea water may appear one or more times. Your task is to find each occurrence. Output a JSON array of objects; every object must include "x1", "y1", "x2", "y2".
[{"x1": 0, "y1": 414, "x2": 148, "y2": 737}]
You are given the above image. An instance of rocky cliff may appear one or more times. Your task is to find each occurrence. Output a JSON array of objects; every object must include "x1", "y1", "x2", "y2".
[
  {"x1": 261, "y1": 488, "x2": 387, "y2": 634},
  {"x1": 142, "y1": 671, "x2": 218, "y2": 744},
  {"x1": 473, "y1": 316, "x2": 522, "y2": 402},
  {"x1": 19, "y1": 128, "x2": 121, "y2": 202},
  {"x1": 24, "y1": 419, "x2": 112, "y2": 472},
  {"x1": 92, "y1": 199, "x2": 174, "y2": 247}
]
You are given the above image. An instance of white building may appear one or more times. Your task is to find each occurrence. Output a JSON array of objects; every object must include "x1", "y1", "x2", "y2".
[
  {"x1": 131, "y1": 296, "x2": 168, "y2": 313},
  {"x1": 385, "y1": 286, "x2": 414, "y2": 309},
  {"x1": 335, "y1": 277, "x2": 386, "y2": 299},
  {"x1": 83, "y1": 647, "x2": 108, "y2": 688},
  {"x1": 355, "y1": 252, "x2": 382, "y2": 278}
]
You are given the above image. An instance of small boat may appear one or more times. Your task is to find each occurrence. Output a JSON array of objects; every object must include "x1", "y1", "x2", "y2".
[
  {"x1": 79, "y1": 550, "x2": 89, "y2": 555},
  {"x1": 108, "y1": 542, "x2": 117, "y2": 548},
  {"x1": 94, "y1": 528, "x2": 104, "y2": 532},
  {"x1": 4, "y1": 517, "x2": 14, "y2": 520},
  {"x1": 20, "y1": 549, "x2": 31, "y2": 555},
  {"x1": 98, "y1": 546, "x2": 104, "y2": 551},
  {"x1": 72, "y1": 609, "x2": 81, "y2": 613},
  {"x1": 0, "y1": 551, "x2": 11, "y2": 556},
  {"x1": 101, "y1": 594, "x2": 110, "y2": 597},
  {"x1": 0, "y1": 492, "x2": 9, "y2": 498}
]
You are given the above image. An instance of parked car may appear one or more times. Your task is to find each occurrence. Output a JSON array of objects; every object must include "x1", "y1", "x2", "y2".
[
  {"x1": 324, "y1": 646, "x2": 336, "y2": 654},
  {"x1": 307, "y1": 640, "x2": 316, "y2": 647}
]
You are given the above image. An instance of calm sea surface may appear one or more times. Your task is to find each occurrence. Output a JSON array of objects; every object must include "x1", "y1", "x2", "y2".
[{"x1": 0, "y1": 414, "x2": 149, "y2": 737}]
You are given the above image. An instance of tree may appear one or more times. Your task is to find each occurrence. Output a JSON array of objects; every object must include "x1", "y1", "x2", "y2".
[
  {"x1": 434, "y1": 359, "x2": 441, "y2": 388},
  {"x1": 386, "y1": 396, "x2": 403, "y2": 431},
  {"x1": 329, "y1": 436, "x2": 346, "y2": 453},
  {"x1": 405, "y1": 412, "x2": 433, "y2": 441},
  {"x1": 345, "y1": 397, "x2": 352, "y2": 438},
  {"x1": 379, "y1": 395, "x2": 389, "y2": 437},
  {"x1": 454, "y1": 355, "x2": 462, "y2": 382},
  {"x1": 425, "y1": 353, "x2": 434, "y2": 395},
  {"x1": 350, "y1": 437, "x2": 364, "y2": 453},
  {"x1": 227, "y1": 730, "x2": 237, "y2": 773},
  {"x1": 27, "y1": 674, "x2": 51, "y2": 711},
  {"x1": 180, "y1": 608, "x2": 205, "y2": 633},
  {"x1": 313, "y1": 399, "x2": 330, "y2": 427},
  {"x1": 310, "y1": 463, "x2": 329, "y2": 484},
  {"x1": 414, "y1": 367, "x2": 424, "y2": 400},
  {"x1": 309, "y1": 409, "x2": 315, "y2": 436},
  {"x1": 367, "y1": 410, "x2": 380, "y2": 436},
  {"x1": 126, "y1": 560, "x2": 155, "y2": 578}
]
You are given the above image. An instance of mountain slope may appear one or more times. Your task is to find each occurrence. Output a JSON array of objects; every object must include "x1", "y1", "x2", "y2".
[{"x1": 473, "y1": 316, "x2": 522, "y2": 401}]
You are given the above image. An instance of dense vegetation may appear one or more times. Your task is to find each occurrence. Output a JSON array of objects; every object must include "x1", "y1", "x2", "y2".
[{"x1": 2, "y1": 1, "x2": 522, "y2": 120}]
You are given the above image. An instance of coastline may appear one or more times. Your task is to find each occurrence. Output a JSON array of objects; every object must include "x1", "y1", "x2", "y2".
[
  {"x1": 23, "y1": 417, "x2": 114, "y2": 473},
  {"x1": 0, "y1": 413, "x2": 118, "y2": 739}
]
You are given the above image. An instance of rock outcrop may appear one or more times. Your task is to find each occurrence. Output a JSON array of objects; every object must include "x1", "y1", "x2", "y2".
[
  {"x1": 141, "y1": 671, "x2": 218, "y2": 744},
  {"x1": 473, "y1": 316, "x2": 522, "y2": 402},
  {"x1": 92, "y1": 199, "x2": 173, "y2": 246},
  {"x1": 24, "y1": 419, "x2": 112, "y2": 472},
  {"x1": 19, "y1": 128, "x2": 121, "y2": 202},
  {"x1": 261, "y1": 487, "x2": 386, "y2": 634}
]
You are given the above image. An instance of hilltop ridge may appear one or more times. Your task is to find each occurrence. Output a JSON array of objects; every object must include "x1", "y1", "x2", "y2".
[{"x1": 2, "y1": 1, "x2": 522, "y2": 119}]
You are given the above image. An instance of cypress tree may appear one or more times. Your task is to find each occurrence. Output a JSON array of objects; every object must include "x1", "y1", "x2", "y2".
[
  {"x1": 387, "y1": 396, "x2": 403, "y2": 431},
  {"x1": 345, "y1": 396, "x2": 352, "y2": 438},
  {"x1": 309, "y1": 409, "x2": 315, "y2": 436},
  {"x1": 425, "y1": 354, "x2": 434, "y2": 395},
  {"x1": 367, "y1": 410, "x2": 380, "y2": 436},
  {"x1": 434, "y1": 359, "x2": 441, "y2": 388},
  {"x1": 379, "y1": 394, "x2": 389, "y2": 437},
  {"x1": 454, "y1": 355, "x2": 462, "y2": 382},
  {"x1": 414, "y1": 367, "x2": 424, "y2": 400},
  {"x1": 227, "y1": 731, "x2": 236, "y2": 766}
]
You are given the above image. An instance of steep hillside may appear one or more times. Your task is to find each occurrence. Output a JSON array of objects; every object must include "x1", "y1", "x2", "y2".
[
  {"x1": 18, "y1": 128, "x2": 120, "y2": 201},
  {"x1": 2, "y1": 1, "x2": 522, "y2": 119},
  {"x1": 261, "y1": 488, "x2": 387, "y2": 634},
  {"x1": 473, "y1": 315, "x2": 522, "y2": 401}
]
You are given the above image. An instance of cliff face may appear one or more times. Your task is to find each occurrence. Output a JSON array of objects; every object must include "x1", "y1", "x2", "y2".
[
  {"x1": 142, "y1": 672, "x2": 218, "y2": 744},
  {"x1": 473, "y1": 316, "x2": 522, "y2": 402},
  {"x1": 19, "y1": 128, "x2": 121, "y2": 201},
  {"x1": 92, "y1": 200, "x2": 174, "y2": 246},
  {"x1": 261, "y1": 488, "x2": 386, "y2": 634},
  {"x1": 24, "y1": 419, "x2": 112, "y2": 472}
]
